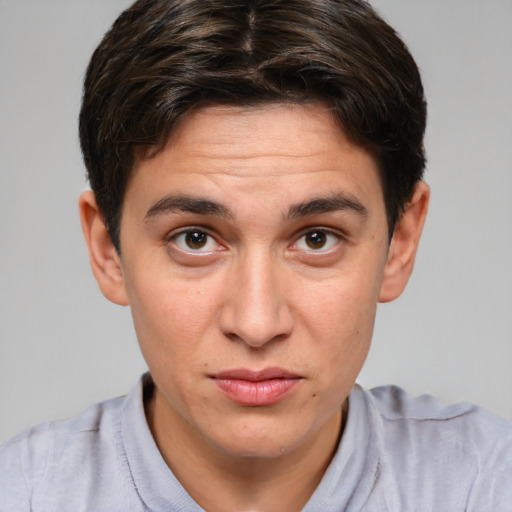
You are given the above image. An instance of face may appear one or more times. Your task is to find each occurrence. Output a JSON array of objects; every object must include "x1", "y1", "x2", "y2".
[{"x1": 117, "y1": 103, "x2": 391, "y2": 459}]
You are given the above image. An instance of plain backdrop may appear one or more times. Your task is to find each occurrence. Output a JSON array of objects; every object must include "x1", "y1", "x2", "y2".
[{"x1": 1, "y1": 0, "x2": 511, "y2": 443}]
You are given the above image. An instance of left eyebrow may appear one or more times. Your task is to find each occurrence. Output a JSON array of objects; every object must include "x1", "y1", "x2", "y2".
[{"x1": 287, "y1": 193, "x2": 369, "y2": 220}]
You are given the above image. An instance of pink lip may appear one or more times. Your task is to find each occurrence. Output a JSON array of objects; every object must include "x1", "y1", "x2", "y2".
[{"x1": 211, "y1": 367, "x2": 302, "y2": 406}]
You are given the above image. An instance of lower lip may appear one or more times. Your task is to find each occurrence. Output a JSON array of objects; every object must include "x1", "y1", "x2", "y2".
[{"x1": 214, "y1": 378, "x2": 301, "y2": 406}]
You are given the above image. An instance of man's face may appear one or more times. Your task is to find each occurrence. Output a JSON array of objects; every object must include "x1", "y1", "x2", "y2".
[{"x1": 118, "y1": 103, "x2": 390, "y2": 459}]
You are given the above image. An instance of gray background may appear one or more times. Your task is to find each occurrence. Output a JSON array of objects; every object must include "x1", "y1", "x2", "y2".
[{"x1": 1, "y1": 0, "x2": 511, "y2": 442}]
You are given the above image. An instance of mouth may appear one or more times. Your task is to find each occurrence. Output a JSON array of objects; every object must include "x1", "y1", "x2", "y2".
[{"x1": 210, "y1": 367, "x2": 303, "y2": 406}]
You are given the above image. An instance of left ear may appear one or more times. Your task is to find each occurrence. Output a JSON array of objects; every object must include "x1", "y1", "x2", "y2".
[{"x1": 379, "y1": 181, "x2": 430, "y2": 303}]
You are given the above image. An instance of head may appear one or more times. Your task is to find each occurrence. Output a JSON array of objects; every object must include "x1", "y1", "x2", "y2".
[
  {"x1": 79, "y1": 0, "x2": 426, "y2": 252},
  {"x1": 78, "y1": 0, "x2": 429, "y2": 467}
]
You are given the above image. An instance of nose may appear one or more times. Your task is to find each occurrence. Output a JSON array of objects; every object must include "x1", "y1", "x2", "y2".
[{"x1": 219, "y1": 251, "x2": 293, "y2": 348}]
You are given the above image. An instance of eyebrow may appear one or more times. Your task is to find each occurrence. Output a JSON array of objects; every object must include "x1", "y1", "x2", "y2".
[
  {"x1": 145, "y1": 194, "x2": 233, "y2": 221},
  {"x1": 144, "y1": 192, "x2": 368, "y2": 222},
  {"x1": 287, "y1": 193, "x2": 369, "y2": 220}
]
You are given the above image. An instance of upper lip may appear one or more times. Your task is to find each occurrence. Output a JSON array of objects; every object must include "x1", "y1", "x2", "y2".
[{"x1": 211, "y1": 367, "x2": 302, "y2": 381}]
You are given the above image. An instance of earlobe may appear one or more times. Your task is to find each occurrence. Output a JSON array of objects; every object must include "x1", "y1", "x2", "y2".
[
  {"x1": 379, "y1": 181, "x2": 430, "y2": 303},
  {"x1": 79, "y1": 190, "x2": 129, "y2": 306}
]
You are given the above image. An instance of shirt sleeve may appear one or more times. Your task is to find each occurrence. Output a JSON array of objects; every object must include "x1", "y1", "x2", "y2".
[
  {"x1": 0, "y1": 439, "x2": 32, "y2": 511},
  {"x1": 0, "y1": 429, "x2": 51, "y2": 512},
  {"x1": 466, "y1": 428, "x2": 512, "y2": 512}
]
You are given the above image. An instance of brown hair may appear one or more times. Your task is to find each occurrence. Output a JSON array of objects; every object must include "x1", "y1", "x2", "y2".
[{"x1": 79, "y1": 0, "x2": 426, "y2": 251}]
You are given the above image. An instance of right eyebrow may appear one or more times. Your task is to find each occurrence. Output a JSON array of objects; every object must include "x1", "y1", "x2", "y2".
[{"x1": 144, "y1": 194, "x2": 234, "y2": 221}]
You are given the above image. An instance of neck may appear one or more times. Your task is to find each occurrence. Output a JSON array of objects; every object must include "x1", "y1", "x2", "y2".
[{"x1": 145, "y1": 387, "x2": 346, "y2": 512}]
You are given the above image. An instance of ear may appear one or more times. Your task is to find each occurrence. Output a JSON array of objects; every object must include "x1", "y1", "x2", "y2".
[
  {"x1": 379, "y1": 181, "x2": 430, "y2": 303},
  {"x1": 79, "y1": 190, "x2": 129, "y2": 306}
]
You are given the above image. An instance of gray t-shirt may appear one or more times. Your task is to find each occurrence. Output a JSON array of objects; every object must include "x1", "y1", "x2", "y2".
[{"x1": 1, "y1": 374, "x2": 511, "y2": 511}]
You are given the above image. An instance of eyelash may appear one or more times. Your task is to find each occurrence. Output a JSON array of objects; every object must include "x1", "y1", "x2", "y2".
[
  {"x1": 292, "y1": 229, "x2": 343, "y2": 252},
  {"x1": 167, "y1": 227, "x2": 222, "y2": 253}
]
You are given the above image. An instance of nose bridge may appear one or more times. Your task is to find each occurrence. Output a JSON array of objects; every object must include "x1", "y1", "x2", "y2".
[{"x1": 220, "y1": 246, "x2": 292, "y2": 347}]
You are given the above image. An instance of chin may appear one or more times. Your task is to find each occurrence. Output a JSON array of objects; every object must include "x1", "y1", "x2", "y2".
[
  {"x1": 213, "y1": 435, "x2": 299, "y2": 459},
  {"x1": 203, "y1": 415, "x2": 316, "y2": 460}
]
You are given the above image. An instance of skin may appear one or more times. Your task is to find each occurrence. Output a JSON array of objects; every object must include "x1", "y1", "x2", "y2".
[{"x1": 80, "y1": 103, "x2": 429, "y2": 511}]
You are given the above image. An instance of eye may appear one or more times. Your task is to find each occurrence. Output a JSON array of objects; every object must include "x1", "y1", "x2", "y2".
[
  {"x1": 172, "y1": 229, "x2": 219, "y2": 252},
  {"x1": 294, "y1": 230, "x2": 340, "y2": 251}
]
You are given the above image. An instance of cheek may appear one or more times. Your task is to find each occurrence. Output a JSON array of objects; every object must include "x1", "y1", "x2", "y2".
[
  {"x1": 128, "y1": 278, "x2": 219, "y2": 413},
  {"x1": 126, "y1": 269, "x2": 222, "y2": 362},
  {"x1": 299, "y1": 271, "x2": 381, "y2": 387},
  {"x1": 303, "y1": 270, "x2": 380, "y2": 341}
]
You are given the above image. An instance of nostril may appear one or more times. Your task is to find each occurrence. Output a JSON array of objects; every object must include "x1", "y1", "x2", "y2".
[{"x1": 223, "y1": 331, "x2": 290, "y2": 348}]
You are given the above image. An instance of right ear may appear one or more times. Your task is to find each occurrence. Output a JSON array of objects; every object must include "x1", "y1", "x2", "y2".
[{"x1": 79, "y1": 190, "x2": 129, "y2": 306}]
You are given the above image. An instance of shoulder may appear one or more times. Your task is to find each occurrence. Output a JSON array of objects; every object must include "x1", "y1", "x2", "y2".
[
  {"x1": 365, "y1": 384, "x2": 512, "y2": 445},
  {"x1": 357, "y1": 384, "x2": 512, "y2": 510},
  {"x1": 1, "y1": 392, "x2": 125, "y2": 461},
  {"x1": 0, "y1": 394, "x2": 128, "y2": 511}
]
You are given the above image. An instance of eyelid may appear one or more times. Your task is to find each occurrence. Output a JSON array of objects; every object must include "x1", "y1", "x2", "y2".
[
  {"x1": 166, "y1": 226, "x2": 225, "y2": 253},
  {"x1": 290, "y1": 227, "x2": 345, "y2": 252}
]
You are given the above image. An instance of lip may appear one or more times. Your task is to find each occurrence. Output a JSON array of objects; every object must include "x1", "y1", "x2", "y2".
[{"x1": 211, "y1": 367, "x2": 303, "y2": 406}]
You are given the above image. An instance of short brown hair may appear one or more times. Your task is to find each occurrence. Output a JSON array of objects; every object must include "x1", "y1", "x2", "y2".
[{"x1": 79, "y1": 0, "x2": 426, "y2": 251}]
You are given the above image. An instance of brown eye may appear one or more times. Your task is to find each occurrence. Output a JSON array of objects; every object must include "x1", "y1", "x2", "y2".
[
  {"x1": 305, "y1": 231, "x2": 327, "y2": 249},
  {"x1": 173, "y1": 230, "x2": 217, "y2": 252},
  {"x1": 295, "y1": 230, "x2": 339, "y2": 252},
  {"x1": 185, "y1": 231, "x2": 208, "y2": 249}
]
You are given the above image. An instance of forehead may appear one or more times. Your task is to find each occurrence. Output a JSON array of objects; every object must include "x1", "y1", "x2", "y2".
[
  {"x1": 126, "y1": 102, "x2": 385, "y2": 222},
  {"x1": 163, "y1": 103, "x2": 375, "y2": 176}
]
